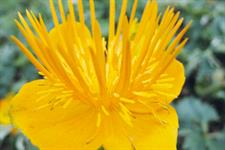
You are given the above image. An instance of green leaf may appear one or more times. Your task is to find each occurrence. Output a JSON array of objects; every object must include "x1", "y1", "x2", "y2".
[
  {"x1": 183, "y1": 129, "x2": 206, "y2": 150},
  {"x1": 176, "y1": 97, "x2": 219, "y2": 128},
  {"x1": 206, "y1": 129, "x2": 225, "y2": 150}
]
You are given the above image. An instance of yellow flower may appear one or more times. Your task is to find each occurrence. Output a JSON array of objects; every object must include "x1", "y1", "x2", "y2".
[
  {"x1": 0, "y1": 95, "x2": 13, "y2": 125},
  {"x1": 0, "y1": 95, "x2": 18, "y2": 136},
  {"x1": 11, "y1": 0, "x2": 191, "y2": 149}
]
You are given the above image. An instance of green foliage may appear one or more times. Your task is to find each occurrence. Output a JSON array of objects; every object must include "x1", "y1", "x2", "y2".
[
  {"x1": 0, "y1": 0, "x2": 225, "y2": 150},
  {"x1": 176, "y1": 97, "x2": 219, "y2": 128},
  {"x1": 176, "y1": 97, "x2": 225, "y2": 150}
]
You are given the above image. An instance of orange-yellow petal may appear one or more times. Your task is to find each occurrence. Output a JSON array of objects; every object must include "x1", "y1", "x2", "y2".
[
  {"x1": 102, "y1": 106, "x2": 178, "y2": 150},
  {"x1": 102, "y1": 114, "x2": 134, "y2": 150},
  {"x1": 0, "y1": 95, "x2": 12, "y2": 125},
  {"x1": 126, "y1": 59, "x2": 184, "y2": 114},
  {"x1": 10, "y1": 80, "x2": 103, "y2": 149},
  {"x1": 130, "y1": 106, "x2": 178, "y2": 149},
  {"x1": 155, "y1": 59, "x2": 185, "y2": 103}
]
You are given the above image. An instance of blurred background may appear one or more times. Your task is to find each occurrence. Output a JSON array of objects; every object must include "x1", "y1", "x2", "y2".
[{"x1": 0, "y1": 0, "x2": 225, "y2": 150}]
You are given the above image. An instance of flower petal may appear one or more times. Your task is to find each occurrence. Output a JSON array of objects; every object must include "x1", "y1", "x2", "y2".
[
  {"x1": 126, "y1": 59, "x2": 185, "y2": 114},
  {"x1": 0, "y1": 95, "x2": 12, "y2": 125},
  {"x1": 10, "y1": 80, "x2": 102, "y2": 149},
  {"x1": 155, "y1": 59, "x2": 185, "y2": 103},
  {"x1": 102, "y1": 106, "x2": 178, "y2": 150},
  {"x1": 102, "y1": 115, "x2": 134, "y2": 150},
  {"x1": 130, "y1": 106, "x2": 178, "y2": 149}
]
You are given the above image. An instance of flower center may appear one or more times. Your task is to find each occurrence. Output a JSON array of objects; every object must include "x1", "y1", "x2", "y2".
[{"x1": 91, "y1": 92, "x2": 135, "y2": 127}]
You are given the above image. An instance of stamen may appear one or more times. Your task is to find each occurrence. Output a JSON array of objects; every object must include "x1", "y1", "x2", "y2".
[
  {"x1": 130, "y1": 0, "x2": 138, "y2": 22},
  {"x1": 49, "y1": 0, "x2": 59, "y2": 26},
  {"x1": 89, "y1": 0, "x2": 96, "y2": 35},
  {"x1": 120, "y1": 97, "x2": 135, "y2": 104},
  {"x1": 62, "y1": 90, "x2": 74, "y2": 94},
  {"x1": 96, "y1": 113, "x2": 101, "y2": 127},
  {"x1": 133, "y1": 91, "x2": 157, "y2": 98},
  {"x1": 156, "y1": 77, "x2": 175, "y2": 83},
  {"x1": 63, "y1": 98, "x2": 73, "y2": 108},
  {"x1": 116, "y1": 0, "x2": 128, "y2": 36},
  {"x1": 118, "y1": 103, "x2": 133, "y2": 127},
  {"x1": 68, "y1": 0, "x2": 76, "y2": 22},
  {"x1": 108, "y1": 0, "x2": 115, "y2": 44},
  {"x1": 78, "y1": 0, "x2": 85, "y2": 25},
  {"x1": 118, "y1": 111, "x2": 133, "y2": 127},
  {"x1": 113, "y1": 92, "x2": 120, "y2": 98},
  {"x1": 85, "y1": 128, "x2": 100, "y2": 145},
  {"x1": 136, "y1": 99, "x2": 167, "y2": 125},
  {"x1": 117, "y1": 16, "x2": 131, "y2": 92},
  {"x1": 11, "y1": 36, "x2": 50, "y2": 78},
  {"x1": 101, "y1": 106, "x2": 110, "y2": 116},
  {"x1": 152, "y1": 83, "x2": 173, "y2": 89},
  {"x1": 58, "y1": 0, "x2": 66, "y2": 22},
  {"x1": 35, "y1": 94, "x2": 50, "y2": 102},
  {"x1": 154, "y1": 91, "x2": 177, "y2": 98}
]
